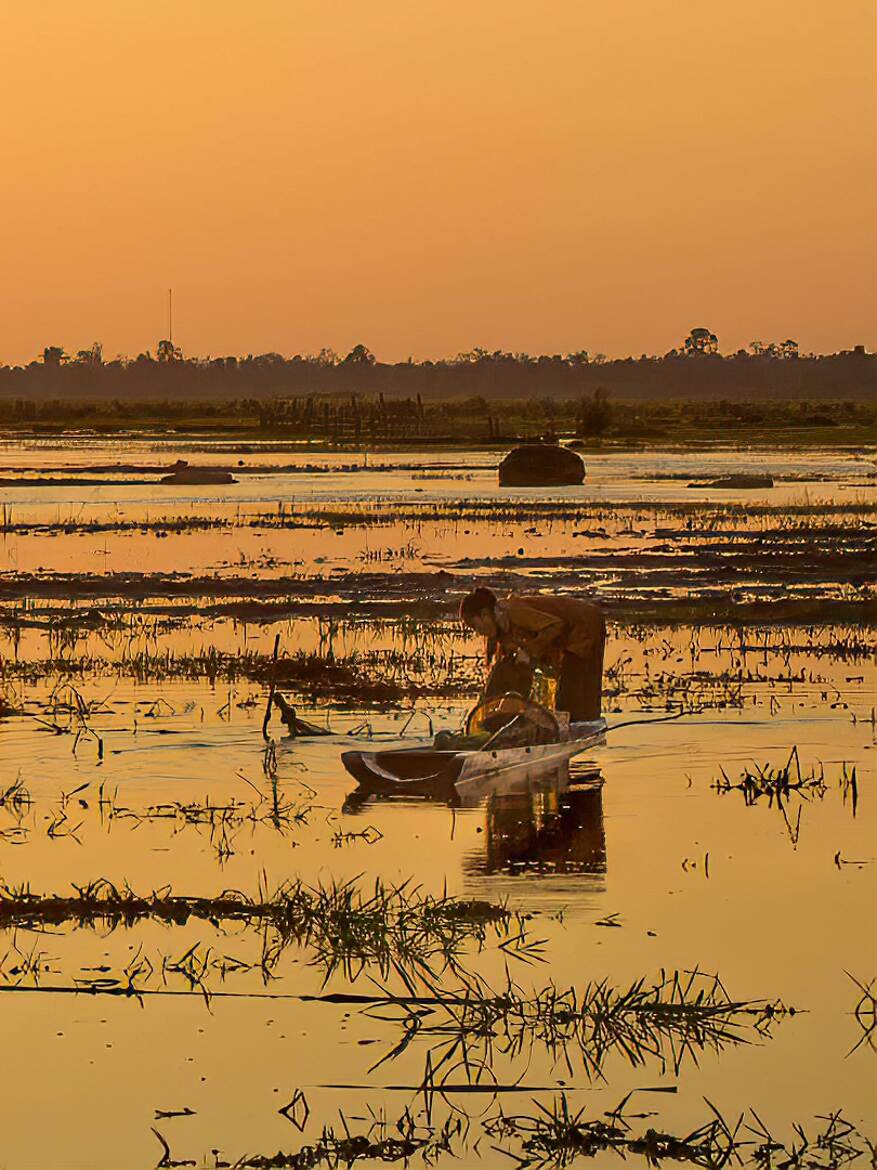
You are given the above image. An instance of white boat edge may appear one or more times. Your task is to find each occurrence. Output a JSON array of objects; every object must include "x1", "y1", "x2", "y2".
[{"x1": 453, "y1": 716, "x2": 607, "y2": 801}]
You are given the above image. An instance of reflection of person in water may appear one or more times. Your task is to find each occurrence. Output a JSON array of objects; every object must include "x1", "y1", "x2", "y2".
[
  {"x1": 459, "y1": 588, "x2": 606, "y2": 721},
  {"x1": 473, "y1": 784, "x2": 606, "y2": 877}
]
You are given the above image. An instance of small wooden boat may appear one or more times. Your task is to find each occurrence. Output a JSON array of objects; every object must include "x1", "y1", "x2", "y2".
[{"x1": 342, "y1": 718, "x2": 607, "y2": 803}]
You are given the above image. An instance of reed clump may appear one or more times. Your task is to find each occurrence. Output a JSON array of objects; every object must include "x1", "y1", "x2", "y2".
[
  {"x1": 154, "y1": 1107, "x2": 463, "y2": 1169},
  {"x1": 484, "y1": 1099, "x2": 872, "y2": 1170},
  {"x1": 710, "y1": 748, "x2": 861, "y2": 846},
  {"x1": 713, "y1": 747, "x2": 829, "y2": 805},
  {"x1": 372, "y1": 967, "x2": 791, "y2": 1084},
  {"x1": 0, "y1": 877, "x2": 518, "y2": 983}
]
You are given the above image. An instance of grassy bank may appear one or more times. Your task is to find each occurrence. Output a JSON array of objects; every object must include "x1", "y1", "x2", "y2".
[{"x1": 0, "y1": 395, "x2": 874, "y2": 449}]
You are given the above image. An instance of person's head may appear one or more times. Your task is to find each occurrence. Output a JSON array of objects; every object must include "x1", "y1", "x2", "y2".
[{"x1": 459, "y1": 587, "x2": 498, "y2": 637}]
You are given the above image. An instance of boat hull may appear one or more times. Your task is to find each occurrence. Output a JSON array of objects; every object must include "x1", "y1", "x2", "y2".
[{"x1": 341, "y1": 718, "x2": 606, "y2": 803}]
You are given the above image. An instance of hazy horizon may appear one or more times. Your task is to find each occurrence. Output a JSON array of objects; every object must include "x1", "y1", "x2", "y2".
[{"x1": 1, "y1": 0, "x2": 874, "y2": 364}]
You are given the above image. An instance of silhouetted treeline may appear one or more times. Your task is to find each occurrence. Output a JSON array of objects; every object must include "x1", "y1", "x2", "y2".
[{"x1": 0, "y1": 332, "x2": 873, "y2": 402}]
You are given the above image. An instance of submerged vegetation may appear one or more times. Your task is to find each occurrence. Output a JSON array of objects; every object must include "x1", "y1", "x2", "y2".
[
  {"x1": 0, "y1": 876, "x2": 524, "y2": 983},
  {"x1": 1, "y1": 493, "x2": 872, "y2": 655},
  {"x1": 153, "y1": 1109, "x2": 464, "y2": 1170},
  {"x1": 150, "y1": 1101, "x2": 875, "y2": 1170},
  {"x1": 2, "y1": 497, "x2": 876, "y2": 532},
  {"x1": 483, "y1": 1100, "x2": 874, "y2": 1170},
  {"x1": 1, "y1": 613, "x2": 872, "y2": 722}
]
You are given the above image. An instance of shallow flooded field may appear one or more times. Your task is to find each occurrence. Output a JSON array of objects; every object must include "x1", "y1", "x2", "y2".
[{"x1": 1, "y1": 440, "x2": 874, "y2": 1169}]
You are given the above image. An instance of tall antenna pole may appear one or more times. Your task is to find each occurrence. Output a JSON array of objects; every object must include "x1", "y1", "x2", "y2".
[{"x1": 168, "y1": 288, "x2": 174, "y2": 346}]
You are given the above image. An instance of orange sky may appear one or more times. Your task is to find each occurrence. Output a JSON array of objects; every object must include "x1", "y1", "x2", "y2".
[{"x1": 0, "y1": 0, "x2": 874, "y2": 364}]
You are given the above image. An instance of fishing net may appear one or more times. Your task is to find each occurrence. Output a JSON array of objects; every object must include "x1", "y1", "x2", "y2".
[{"x1": 434, "y1": 694, "x2": 560, "y2": 751}]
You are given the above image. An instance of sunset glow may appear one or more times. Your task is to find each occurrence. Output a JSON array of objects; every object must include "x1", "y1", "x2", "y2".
[{"x1": 1, "y1": 0, "x2": 874, "y2": 362}]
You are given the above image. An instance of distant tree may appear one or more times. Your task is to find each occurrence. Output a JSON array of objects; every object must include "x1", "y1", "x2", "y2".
[
  {"x1": 42, "y1": 346, "x2": 67, "y2": 367},
  {"x1": 471, "y1": 348, "x2": 492, "y2": 363},
  {"x1": 683, "y1": 327, "x2": 719, "y2": 356},
  {"x1": 343, "y1": 344, "x2": 375, "y2": 365},
  {"x1": 750, "y1": 338, "x2": 798, "y2": 359},
  {"x1": 74, "y1": 342, "x2": 103, "y2": 366},
  {"x1": 156, "y1": 338, "x2": 182, "y2": 362}
]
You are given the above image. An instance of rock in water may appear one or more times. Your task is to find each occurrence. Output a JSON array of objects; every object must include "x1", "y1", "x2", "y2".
[
  {"x1": 498, "y1": 443, "x2": 585, "y2": 486},
  {"x1": 160, "y1": 467, "x2": 237, "y2": 485}
]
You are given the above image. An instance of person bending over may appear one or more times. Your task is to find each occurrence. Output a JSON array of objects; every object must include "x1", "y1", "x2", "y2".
[{"x1": 459, "y1": 587, "x2": 606, "y2": 721}]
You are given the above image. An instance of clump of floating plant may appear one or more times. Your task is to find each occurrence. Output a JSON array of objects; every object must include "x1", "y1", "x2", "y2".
[
  {"x1": 0, "y1": 876, "x2": 527, "y2": 985},
  {"x1": 484, "y1": 1099, "x2": 872, "y2": 1170},
  {"x1": 153, "y1": 1104, "x2": 463, "y2": 1169},
  {"x1": 713, "y1": 746, "x2": 830, "y2": 804},
  {"x1": 368, "y1": 966, "x2": 793, "y2": 1087},
  {"x1": 712, "y1": 748, "x2": 859, "y2": 846}
]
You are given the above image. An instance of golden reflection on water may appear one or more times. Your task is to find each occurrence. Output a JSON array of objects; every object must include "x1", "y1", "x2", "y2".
[{"x1": 0, "y1": 445, "x2": 874, "y2": 1168}]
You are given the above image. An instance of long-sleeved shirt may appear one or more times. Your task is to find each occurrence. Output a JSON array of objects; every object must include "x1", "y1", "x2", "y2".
[{"x1": 495, "y1": 593, "x2": 605, "y2": 665}]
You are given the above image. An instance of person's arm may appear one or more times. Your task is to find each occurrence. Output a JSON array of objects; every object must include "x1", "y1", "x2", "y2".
[{"x1": 504, "y1": 600, "x2": 566, "y2": 661}]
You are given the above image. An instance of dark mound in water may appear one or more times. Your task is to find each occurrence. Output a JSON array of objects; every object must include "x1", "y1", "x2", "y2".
[
  {"x1": 689, "y1": 474, "x2": 774, "y2": 490},
  {"x1": 499, "y1": 443, "x2": 585, "y2": 486},
  {"x1": 160, "y1": 466, "x2": 237, "y2": 485}
]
